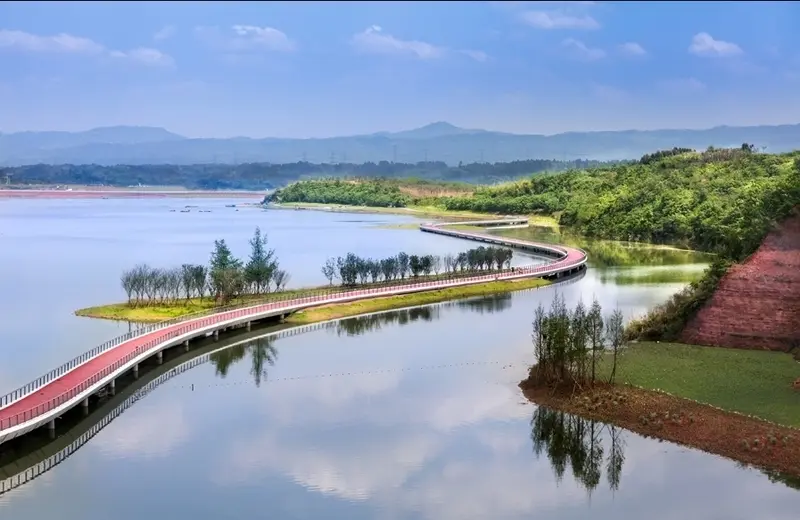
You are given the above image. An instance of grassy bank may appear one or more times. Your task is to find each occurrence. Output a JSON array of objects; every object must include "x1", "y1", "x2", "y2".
[
  {"x1": 76, "y1": 277, "x2": 550, "y2": 323},
  {"x1": 521, "y1": 341, "x2": 800, "y2": 476},
  {"x1": 596, "y1": 342, "x2": 800, "y2": 427},
  {"x1": 523, "y1": 383, "x2": 800, "y2": 478},
  {"x1": 284, "y1": 278, "x2": 548, "y2": 325},
  {"x1": 270, "y1": 201, "x2": 559, "y2": 228},
  {"x1": 74, "y1": 287, "x2": 327, "y2": 322}
]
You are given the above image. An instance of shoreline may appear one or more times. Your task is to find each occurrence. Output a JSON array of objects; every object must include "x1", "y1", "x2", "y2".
[
  {"x1": 0, "y1": 188, "x2": 265, "y2": 200},
  {"x1": 268, "y1": 202, "x2": 707, "y2": 253},
  {"x1": 521, "y1": 382, "x2": 800, "y2": 477},
  {"x1": 75, "y1": 277, "x2": 552, "y2": 323},
  {"x1": 268, "y1": 201, "x2": 561, "y2": 228}
]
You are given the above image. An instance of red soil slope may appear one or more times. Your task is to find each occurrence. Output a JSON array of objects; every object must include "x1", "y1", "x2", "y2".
[{"x1": 680, "y1": 209, "x2": 800, "y2": 352}]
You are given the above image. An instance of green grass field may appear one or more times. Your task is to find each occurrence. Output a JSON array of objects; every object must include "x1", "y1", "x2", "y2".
[{"x1": 598, "y1": 342, "x2": 800, "y2": 428}]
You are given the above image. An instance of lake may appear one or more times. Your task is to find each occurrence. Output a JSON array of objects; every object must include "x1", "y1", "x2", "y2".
[{"x1": 0, "y1": 197, "x2": 797, "y2": 519}]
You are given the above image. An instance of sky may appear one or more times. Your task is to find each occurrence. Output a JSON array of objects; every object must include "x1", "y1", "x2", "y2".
[{"x1": 0, "y1": 1, "x2": 798, "y2": 138}]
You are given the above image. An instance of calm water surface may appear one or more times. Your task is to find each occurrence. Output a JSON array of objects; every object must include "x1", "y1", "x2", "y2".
[{"x1": 0, "y1": 198, "x2": 797, "y2": 519}]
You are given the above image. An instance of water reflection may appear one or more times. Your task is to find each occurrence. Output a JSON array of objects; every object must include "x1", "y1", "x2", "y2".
[
  {"x1": 335, "y1": 307, "x2": 440, "y2": 337},
  {"x1": 530, "y1": 406, "x2": 625, "y2": 494},
  {"x1": 496, "y1": 225, "x2": 712, "y2": 268},
  {"x1": 333, "y1": 294, "x2": 514, "y2": 337},
  {"x1": 3, "y1": 300, "x2": 800, "y2": 517},
  {"x1": 210, "y1": 337, "x2": 279, "y2": 387},
  {"x1": 451, "y1": 293, "x2": 512, "y2": 315}
]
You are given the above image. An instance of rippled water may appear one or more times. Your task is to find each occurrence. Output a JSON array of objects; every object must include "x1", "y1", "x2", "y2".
[{"x1": 1, "y1": 198, "x2": 797, "y2": 519}]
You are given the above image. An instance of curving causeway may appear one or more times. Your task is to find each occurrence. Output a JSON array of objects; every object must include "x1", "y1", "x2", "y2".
[{"x1": 0, "y1": 217, "x2": 587, "y2": 446}]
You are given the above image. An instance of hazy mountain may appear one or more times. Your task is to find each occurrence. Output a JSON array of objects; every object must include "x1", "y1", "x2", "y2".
[
  {"x1": 0, "y1": 122, "x2": 797, "y2": 166},
  {"x1": 377, "y1": 121, "x2": 493, "y2": 139}
]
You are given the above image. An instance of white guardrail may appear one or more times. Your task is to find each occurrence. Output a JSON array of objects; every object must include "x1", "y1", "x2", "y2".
[
  {"x1": 0, "y1": 271, "x2": 594, "y2": 497},
  {"x1": 0, "y1": 217, "x2": 587, "y2": 443}
]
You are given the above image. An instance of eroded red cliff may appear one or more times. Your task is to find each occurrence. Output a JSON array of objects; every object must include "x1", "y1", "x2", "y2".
[{"x1": 680, "y1": 209, "x2": 800, "y2": 352}]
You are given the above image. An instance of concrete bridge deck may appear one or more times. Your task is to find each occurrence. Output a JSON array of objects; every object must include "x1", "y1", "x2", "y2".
[{"x1": 0, "y1": 217, "x2": 587, "y2": 446}]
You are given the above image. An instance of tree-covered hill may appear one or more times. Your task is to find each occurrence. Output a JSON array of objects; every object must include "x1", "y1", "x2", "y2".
[
  {"x1": 273, "y1": 148, "x2": 800, "y2": 261},
  {"x1": 0, "y1": 158, "x2": 605, "y2": 191}
]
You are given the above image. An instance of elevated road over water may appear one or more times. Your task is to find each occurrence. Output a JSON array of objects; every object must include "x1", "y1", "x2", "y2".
[
  {"x1": 0, "y1": 218, "x2": 587, "y2": 446},
  {"x1": 1, "y1": 273, "x2": 590, "y2": 498}
]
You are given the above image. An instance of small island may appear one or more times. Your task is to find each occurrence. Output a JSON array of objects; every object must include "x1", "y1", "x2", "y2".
[{"x1": 76, "y1": 226, "x2": 548, "y2": 324}]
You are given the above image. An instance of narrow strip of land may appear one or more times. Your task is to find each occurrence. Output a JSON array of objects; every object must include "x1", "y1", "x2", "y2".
[{"x1": 0, "y1": 218, "x2": 586, "y2": 444}]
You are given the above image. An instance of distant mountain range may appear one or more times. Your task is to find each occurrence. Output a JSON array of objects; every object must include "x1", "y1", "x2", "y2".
[{"x1": 1, "y1": 121, "x2": 798, "y2": 166}]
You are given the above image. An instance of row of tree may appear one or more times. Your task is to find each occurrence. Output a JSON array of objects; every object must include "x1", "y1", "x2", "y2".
[
  {"x1": 530, "y1": 294, "x2": 625, "y2": 388},
  {"x1": 4, "y1": 158, "x2": 613, "y2": 190},
  {"x1": 120, "y1": 227, "x2": 289, "y2": 306},
  {"x1": 321, "y1": 246, "x2": 514, "y2": 287},
  {"x1": 441, "y1": 151, "x2": 800, "y2": 260}
]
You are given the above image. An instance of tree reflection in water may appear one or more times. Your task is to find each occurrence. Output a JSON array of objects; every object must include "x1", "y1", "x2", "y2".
[
  {"x1": 452, "y1": 293, "x2": 512, "y2": 315},
  {"x1": 335, "y1": 294, "x2": 512, "y2": 337},
  {"x1": 530, "y1": 406, "x2": 625, "y2": 494},
  {"x1": 335, "y1": 306, "x2": 439, "y2": 337},
  {"x1": 209, "y1": 337, "x2": 278, "y2": 387}
]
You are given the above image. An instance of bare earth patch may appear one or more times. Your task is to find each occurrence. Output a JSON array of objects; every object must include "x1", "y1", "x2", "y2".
[
  {"x1": 680, "y1": 208, "x2": 800, "y2": 351},
  {"x1": 520, "y1": 382, "x2": 800, "y2": 477}
]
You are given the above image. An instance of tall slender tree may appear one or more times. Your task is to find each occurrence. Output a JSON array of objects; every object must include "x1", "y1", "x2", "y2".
[
  {"x1": 587, "y1": 297, "x2": 605, "y2": 385},
  {"x1": 209, "y1": 239, "x2": 243, "y2": 303},
  {"x1": 244, "y1": 227, "x2": 276, "y2": 294},
  {"x1": 606, "y1": 309, "x2": 625, "y2": 384}
]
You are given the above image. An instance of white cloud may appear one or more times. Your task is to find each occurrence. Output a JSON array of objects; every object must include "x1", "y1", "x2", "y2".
[
  {"x1": 689, "y1": 32, "x2": 742, "y2": 58},
  {"x1": 520, "y1": 10, "x2": 599, "y2": 29},
  {"x1": 351, "y1": 25, "x2": 446, "y2": 60},
  {"x1": 461, "y1": 49, "x2": 489, "y2": 62},
  {"x1": 0, "y1": 29, "x2": 105, "y2": 54},
  {"x1": 493, "y1": 1, "x2": 597, "y2": 7},
  {"x1": 658, "y1": 77, "x2": 707, "y2": 94},
  {"x1": 350, "y1": 26, "x2": 487, "y2": 63},
  {"x1": 195, "y1": 25, "x2": 295, "y2": 53},
  {"x1": 0, "y1": 28, "x2": 173, "y2": 67},
  {"x1": 561, "y1": 38, "x2": 606, "y2": 60},
  {"x1": 91, "y1": 397, "x2": 189, "y2": 459},
  {"x1": 153, "y1": 25, "x2": 176, "y2": 42},
  {"x1": 114, "y1": 47, "x2": 174, "y2": 67},
  {"x1": 619, "y1": 42, "x2": 647, "y2": 57},
  {"x1": 231, "y1": 25, "x2": 295, "y2": 52}
]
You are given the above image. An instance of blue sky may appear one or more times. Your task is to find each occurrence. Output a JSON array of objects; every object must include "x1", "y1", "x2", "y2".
[{"x1": 0, "y1": 1, "x2": 798, "y2": 138}]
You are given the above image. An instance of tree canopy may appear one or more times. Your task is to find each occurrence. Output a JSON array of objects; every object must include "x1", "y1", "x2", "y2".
[
  {"x1": 273, "y1": 149, "x2": 800, "y2": 261},
  {"x1": 1, "y1": 158, "x2": 613, "y2": 190}
]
